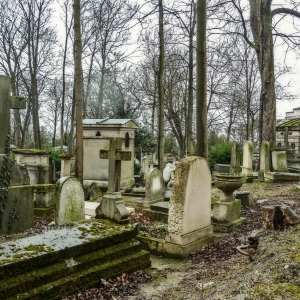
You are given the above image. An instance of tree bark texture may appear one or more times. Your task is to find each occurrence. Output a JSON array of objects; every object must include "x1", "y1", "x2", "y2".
[
  {"x1": 249, "y1": 0, "x2": 276, "y2": 148},
  {"x1": 74, "y1": 0, "x2": 84, "y2": 182},
  {"x1": 158, "y1": 0, "x2": 165, "y2": 171},
  {"x1": 187, "y1": 1, "x2": 196, "y2": 156},
  {"x1": 195, "y1": 0, "x2": 208, "y2": 159}
]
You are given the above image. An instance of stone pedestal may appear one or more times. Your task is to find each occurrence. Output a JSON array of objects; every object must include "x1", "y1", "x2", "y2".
[
  {"x1": 34, "y1": 184, "x2": 55, "y2": 219},
  {"x1": 96, "y1": 192, "x2": 129, "y2": 224},
  {"x1": 212, "y1": 199, "x2": 245, "y2": 233},
  {"x1": 60, "y1": 154, "x2": 73, "y2": 177}
]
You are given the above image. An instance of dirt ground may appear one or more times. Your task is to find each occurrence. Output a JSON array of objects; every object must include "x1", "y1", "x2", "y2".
[
  {"x1": 62, "y1": 182, "x2": 300, "y2": 300},
  {"x1": 1, "y1": 182, "x2": 299, "y2": 299}
]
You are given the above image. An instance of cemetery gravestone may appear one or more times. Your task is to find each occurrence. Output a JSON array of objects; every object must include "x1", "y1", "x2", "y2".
[
  {"x1": 230, "y1": 141, "x2": 241, "y2": 174},
  {"x1": 164, "y1": 156, "x2": 214, "y2": 257},
  {"x1": 144, "y1": 168, "x2": 164, "y2": 207},
  {"x1": 271, "y1": 148, "x2": 288, "y2": 172},
  {"x1": 0, "y1": 75, "x2": 34, "y2": 234},
  {"x1": 258, "y1": 141, "x2": 270, "y2": 182},
  {"x1": 55, "y1": 176, "x2": 85, "y2": 225},
  {"x1": 96, "y1": 137, "x2": 131, "y2": 223},
  {"x1": 141, "y1": 156, "x2": 149, "y2": 177},
  {"x1": 242, "y1": 141, "x2": 254, "y2": 183}
]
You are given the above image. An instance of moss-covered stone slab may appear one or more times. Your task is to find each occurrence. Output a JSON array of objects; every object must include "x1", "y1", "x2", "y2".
[{"x1": 0, "y1": 220, "x2": 150, "y2": 299}]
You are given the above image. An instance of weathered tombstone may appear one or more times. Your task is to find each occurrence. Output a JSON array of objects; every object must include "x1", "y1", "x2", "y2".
[
  {"x1": 164, "y1": 156, "x2": 214, "y2": 257},
  {"x1": 271, "y1": 148, "x2": 288, "y2": 172},
  {"x1": 230, "y1": 141, "x2": 241, "y2": 174},
  {"x1": 144, "y1": 168, "x2": 164, "y2": 207},
  {"x1": 55, "y1": 176, "x2": 85, "y2": 225},
  {"x1": 234, "y1": 191, "x2": 253, "y2": 207},
  {"x1": 242, "y1": 141, "x2": 254, "y2": 183},
  {"x1": 141, "y1": 156, "x2": 149, "y2": 176},
  {"x1": 95, "y1": 137, "x2": 131, "y2": 223},
  {"x1": 0, "y1": 75, "x2": 34, "y2": 234},
  {"x1": 258, "y1": 141, "x2": 270, "y2": 182}
]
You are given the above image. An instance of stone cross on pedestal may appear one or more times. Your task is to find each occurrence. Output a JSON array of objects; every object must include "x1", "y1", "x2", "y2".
[
  {"x1": 0, "y1": 76, "x2": 26, "y2": 153},
  {"x1": 96, "y1": 137, "x2": 131, "y2": 223},
  {"x1": 280, "y1": 127, "x2": 292, "y2": 149}
]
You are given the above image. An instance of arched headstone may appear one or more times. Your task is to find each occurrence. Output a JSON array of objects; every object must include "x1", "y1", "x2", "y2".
[{"x1": 55, "y1": 176, "x2": 85, "y2": 225}]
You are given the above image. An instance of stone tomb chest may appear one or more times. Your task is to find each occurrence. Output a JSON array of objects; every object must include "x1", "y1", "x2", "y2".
[{"x1": 83, "y1": 119, "x2": 137, "y2": 188}]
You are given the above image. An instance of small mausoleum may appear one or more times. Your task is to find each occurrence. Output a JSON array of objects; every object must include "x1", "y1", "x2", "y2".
[
  {"x1": 276, "y1": 107, "x2": 300, "y2": 154},
  {"x1": 83, "y1": 118, "x2": 138, "y2": 188}
]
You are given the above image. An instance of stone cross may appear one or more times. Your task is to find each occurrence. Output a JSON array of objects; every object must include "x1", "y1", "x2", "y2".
[
  {"x1": 280, "y1": 127, "x2": 292, "y2": 149},
  {"x1": 96, "y1": 137, "x2": 131, "y2": 223},
  {"x1": 100, "y1": 137, "x2": 131, "y2": 192},
  {"x1": 0, "y1": 76, "x2": 26, "y2": 154}
]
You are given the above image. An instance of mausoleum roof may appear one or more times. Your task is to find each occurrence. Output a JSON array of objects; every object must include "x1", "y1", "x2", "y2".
[
  {"x1": 276, "y1": 118, "x2": 300, "y2": 129},
  {"x1": 83, "y1": 118, "x2": 138, "y2": 128}
]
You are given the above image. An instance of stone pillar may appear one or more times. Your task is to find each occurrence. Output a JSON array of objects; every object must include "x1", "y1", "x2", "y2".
[
  {"x1": 242, "y1": 141, "x2": 254, "y2": 183},
  {"x1": 258, "y1": 141, "x2": 270, "y2": 182},
  {"x1": 60, "y1": 154, "x2": 73, "y2": 177},
  {"x1": 230, "y1": 141, "x2": 241, "y2": 174}
]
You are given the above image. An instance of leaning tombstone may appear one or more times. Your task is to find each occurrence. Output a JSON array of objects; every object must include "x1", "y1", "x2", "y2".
[
  {"x1": 55, "y1": 176, "x2": 85, "y2": 225},
  {"x1": 242, "y1": 141, "x2": 254, "y2": 183},
  {"x1": 258, "y1": 141, "x2": 270, "y2": 182},
  {"x1": 95, "y1": 137, "x2": 131, "y2": 223},
  {"x1": 164, "y1": 156, "x2": 214, "y2": 257},
  {"x1": 230, "y1": 141, "x2": 241, "y2": 174}
]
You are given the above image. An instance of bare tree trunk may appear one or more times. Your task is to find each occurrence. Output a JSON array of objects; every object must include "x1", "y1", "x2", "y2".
[
  {"x1": 74, "y1": 0, "x2": 83, "y2": 182},
  {"x1": 157, "y1": 0, "x2": 165, "y2": 170},
  {"x1": 250, "y1": 0, "x2": 276, "y2": 147},
  {"x1": 187, "y1": 1, "x2": 196, "y2": 156},
  {"x1": 195, "y1": 0, "x2": 207, "y2": 159},
  {"x1": 61, "y1": 1, "x2": 72, "y2": 152}
]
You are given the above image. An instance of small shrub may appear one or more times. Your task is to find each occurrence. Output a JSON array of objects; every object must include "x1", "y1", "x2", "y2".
[
  {"x1": 208, "y1": 142, "x2": 232, "y2": 171},
  {"x1": 49, "y1": 149, "x2": 62, "y2": 173},
  {"x1": 134, "y1": 162, "x2": 141, "y2": 175}
]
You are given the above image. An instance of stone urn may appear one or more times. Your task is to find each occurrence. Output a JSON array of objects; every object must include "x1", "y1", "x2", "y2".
[{"x1": 214, "y1": 173, "x2": 243, "y2": 202}]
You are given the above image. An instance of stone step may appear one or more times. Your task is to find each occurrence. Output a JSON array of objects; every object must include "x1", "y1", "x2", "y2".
[
  {"x1": 8, "y1": 252, "x2": 150, "y2": 300},
  {"x1": 1, "y1": 241, "x2": 144, "y2": 299},
  {"x1": 0, "y1": 220, "x2": 150, "y2": 300}
]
